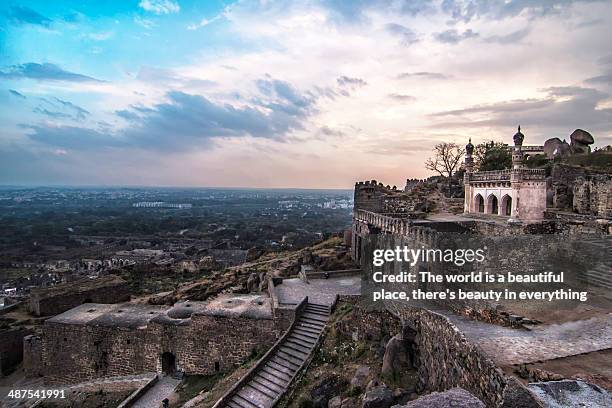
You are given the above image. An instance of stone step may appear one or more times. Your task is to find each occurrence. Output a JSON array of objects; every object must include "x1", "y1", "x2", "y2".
[
  {"x1": 304, "y1": 309, "x2": 330, "y2": 318},
  {"x1": 227, "y1": 399, "x2": 244, "y2": 408},
  {"x1": 258, "y1": 368, "x2": 291, "y2": 385},
  {"x1": 295, "y1": 321, "x2": 325, "y2": 331},
  {"x1": 290, "y1": 332, "x2": 318, "y2": 344},
  {"x1": 250, "y1": 377, "x2": 282, "y2": 397},
  {"x1": 577, "y1": 275, "x2": 612, "y2": 290},
  {"x1": 279, "y1": 345, "x2": 309, "y2": 359},
  {"x1": 253, "y1": 374, "x2": 285, "y2": 393},
  {"x1": 292, "y1": 327, "x2": 320, "y2": 339},
  {"x1": 299, "y1": 318, "x2": 326, "y2": 328},
  {"x1": 242, "y1": 385, "x2": 274, "y2": 406},
  {"x1": 234, "y1": 391, "x2": 264, "y2": 408},
  {"x1": 286, "y1": 336, "x2": 315, "y2": 349},
  {"x1": 306, "y1": 304, "x2": 330, "y2": 312},
  {"x1": 275, "y1": 350, "x2": 304, "y2": 367},
  {"x1": 268, "y1": 356, "x2": 296, "y2": 375},
  {"x1": 301, "y1": 312, "x2": 329, "y2": 322},
  {"x1": 247, "y1": 382, "x2": 277, "y2": 400},
  {"x1": 285, "y1": 338, "x2": 313, "y2": 351}
]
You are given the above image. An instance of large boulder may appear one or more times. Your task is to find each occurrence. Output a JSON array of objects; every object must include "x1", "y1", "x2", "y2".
[
  {"x1": 543, "y1": 138, "x2": 570, "y2": 158},
  {"x1": 382, "y1": 334, "x2": 412, "y2": 381},
  {"x1": 246, "y1": 273, "x2": 259, "y2": 292},
  {"x1": 569, "y1": 129, "x2": 594, "y2": 154},
  {"x1": 362, "y1": 380, "x2": 394, "y2": 408},
  {"x1": 351, "y1": 365, "x2": 371, "y2": 390},
  {"x1": 396, "y1": 388, "x2": 485, "y2": 408},
  {"x1": 310, "y1": 375, "x2": 348, "y2": 408}
]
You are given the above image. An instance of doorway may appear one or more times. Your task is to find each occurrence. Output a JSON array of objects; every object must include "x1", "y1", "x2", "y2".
[{"x1": 161, "y1": 352, "x2": 176, "y2": 375}]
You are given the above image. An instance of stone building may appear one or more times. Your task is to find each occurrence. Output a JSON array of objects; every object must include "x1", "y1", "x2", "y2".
[
  {"x1": 25, "y1": 294, "x2": 279, "y2": 383},
  {"x1": 28, "y1": 274, "x2": 131, "y2": 317},
  {"x1": 463, "y1": 127, "x2": 547, "y2": 222}
]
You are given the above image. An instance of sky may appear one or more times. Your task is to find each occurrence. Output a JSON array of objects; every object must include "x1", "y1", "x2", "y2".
[{"x1": 1, "y1": 0, "x2": 611, "y2": 189}]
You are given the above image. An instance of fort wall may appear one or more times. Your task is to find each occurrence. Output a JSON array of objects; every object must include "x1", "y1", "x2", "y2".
[{"x1": 29, "y1": 275, "x2": 130, "y2": 317}]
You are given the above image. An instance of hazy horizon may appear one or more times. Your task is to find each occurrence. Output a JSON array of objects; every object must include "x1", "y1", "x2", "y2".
[{"x1": 1, "y1": 0, "x2": 611, "y2": 189}]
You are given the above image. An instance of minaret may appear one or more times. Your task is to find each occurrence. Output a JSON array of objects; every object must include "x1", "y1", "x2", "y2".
[
  {"x1": 464, "y1": 138, "x2": 475, "y2": 174},
  {"x1": 512, "y1": 125, "x2": 524, "y2": 169}
]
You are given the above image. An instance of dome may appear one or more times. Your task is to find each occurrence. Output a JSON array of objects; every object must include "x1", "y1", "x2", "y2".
[
  {"x1": 513, "y1": 125, "x2": 524, "y2": 146},
  {"x1": 465, "y1": 138, "x2": 474, "y2": 155}
]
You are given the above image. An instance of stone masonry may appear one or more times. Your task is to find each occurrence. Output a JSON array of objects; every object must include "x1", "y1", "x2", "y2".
[{"x1": 28, "y1": 274, "x2": 131, "y2": 317}]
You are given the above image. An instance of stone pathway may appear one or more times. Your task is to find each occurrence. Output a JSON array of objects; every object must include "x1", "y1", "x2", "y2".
[
  {"x1": 442, "y1": 312, "x2": 612, "y2": 366},
  {"x1": 132, "y1": 375, "x2": 181, "y2": 408},
  {"x1": 274, "y1": 276, "x2": 361, "y2": 306}
]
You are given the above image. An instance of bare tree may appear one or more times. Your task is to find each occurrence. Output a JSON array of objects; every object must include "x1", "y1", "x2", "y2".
[{"x1": 425, "y1": 142, "x2": 465, "y2": 179}]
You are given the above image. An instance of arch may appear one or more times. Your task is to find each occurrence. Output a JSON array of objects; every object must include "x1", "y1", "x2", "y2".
[
  {"x1": 501, "y1": 194, "x2": 512, "y2": 216},
  {"x1": 486, "y1": 194, "x2": 499, "y2": 215},
  {"x1": 474, "y1": 194, "x2": 484, "y2": 213},
  {"x1": 161, "y1": 352, "x2": 176, "y2": 375}
]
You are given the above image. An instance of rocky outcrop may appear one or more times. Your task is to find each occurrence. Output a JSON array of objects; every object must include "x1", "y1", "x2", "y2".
[
  {"x1": 543, "y1": 137, "x2": 570, "y2": 158},
  {"x1": 570, "y1": 129, "x2": 594, "y2": 154},
  {"x1": 362, "y1": 380, "x2": 394, "y2": 408},
  {"x1": 395, "y1": 388, "x2": 485, "y2": 408},
  {"x1": 381, "y1": 334, "x2": 412, "y2": 381}
]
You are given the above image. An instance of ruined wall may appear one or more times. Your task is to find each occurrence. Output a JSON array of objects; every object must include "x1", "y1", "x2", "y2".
[
  {"x1": 23, "y1": 334, "x2": 43, "y2": 378},
  {"x1": 39, "y1": 314, "x2": 278, "y2": 384},
  {"x1": 0, "y1": 328, "x2": 32, "y2": 376},
  {"x1": 573, "y1": 174, "x2": 611, "y2": 217},
  {"x1": 550, "y1": 164, "x2": 611, "y2": 217},
  {"x1": 29, "y1": 276, "x2": 131, "y2": 317},
  {"x1": 179, "y1": 314, "x2": 278, "y2": 374}
]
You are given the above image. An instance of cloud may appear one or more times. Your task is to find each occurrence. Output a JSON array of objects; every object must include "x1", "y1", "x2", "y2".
[
  {"x1": 134, "y1": 16, "x2": 156, "y2": 29},
  {"x1": 585, "y1": 73, "x2": 612, "y2": 85},
  {"x1": 384, "y1": 23, "x2": 419, "y2": 45},
  {"x1": 27, "y1": 79, "x2": 319, "y2": 152},
  {"x1": 7, "y1": 6, "x2": 52, "y2": 27},
  {"x1": 187, "y1": 13, "x2": 224, "y2": 30},
  {"x1": 136, "y1": 66, "x2": 216, "y2": 89},
  {"x1": 34, "y1": 97, "x2": 90, "y2": 120},
  {"x1": 138, "y1": 0, "x2": 180, "y2": 15},
  {"x1": 430, "y1": 86, "x2": 612, "y2": 135},
  {"x1": 337, "y1": 76, "x2": 367, "y2": 87},
  {"x1": 396, "y1": 72, "x2": 450, "y2": 80},
  {"x1": 0, "y1": 63, "x2": 103, "y2": 82},
  {"x1": 322, "y1": 0, "x2": 434, "y2": 23},
  {"x1": 85, "y1": 31, "x2": 114, "y2": 41},
  {"x1": 439, "y1": 0, "x2": 603, "y2": 22},
  {"x1": 434, "y1": 28, "x2": 478, "y2": 44},
  {"x1": 8, "y1": 89, "x2": 26, "y2": 99},
  {"x1": 485, "y1": 27, "x2": 530, "y2": 44},
  {"x1": 388, "y1": 93, "x2": 416, "y2": 102}
]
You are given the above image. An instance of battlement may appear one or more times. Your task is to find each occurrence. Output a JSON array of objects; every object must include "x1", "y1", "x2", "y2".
[{"x1": 355, "y1": 180, "x2": 398, "y2": 191}]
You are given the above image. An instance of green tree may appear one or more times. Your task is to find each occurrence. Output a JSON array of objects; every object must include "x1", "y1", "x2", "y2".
[{"x1": 474, "y1": 141, "x2": 511, "y2": 171}]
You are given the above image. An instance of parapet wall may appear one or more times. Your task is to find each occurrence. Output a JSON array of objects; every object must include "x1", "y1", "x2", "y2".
[
  {"x1": 38, "y1": 311, "x2": 278, "y2": 384},
  {"x1": 29, "y1": 275, "x2": 131, "y2": 317},
  {"x1": 0, "y1": 328, "x2": 32, "y2": 376}
]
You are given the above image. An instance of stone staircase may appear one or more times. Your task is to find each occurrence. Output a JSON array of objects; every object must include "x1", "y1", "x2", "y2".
[
  {"x1": 578, "y1": 238, "x2": 612, "y2": 292},
  {"x1": 218, "y1": 302, "x2": 331, "y2": 408}
]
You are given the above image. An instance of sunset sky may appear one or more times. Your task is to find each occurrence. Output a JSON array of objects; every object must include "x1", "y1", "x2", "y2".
[{"x1": 1, "y1": 0, "x2": 611, "y2": 188}]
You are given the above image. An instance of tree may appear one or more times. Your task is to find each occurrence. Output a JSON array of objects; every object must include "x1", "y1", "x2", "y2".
[
  {"x1": 474, "y1": 141, "x2": 511, "y2": 171},
  {"x1": 425, "y1": 142, "x2": 465, "y2": 179}
]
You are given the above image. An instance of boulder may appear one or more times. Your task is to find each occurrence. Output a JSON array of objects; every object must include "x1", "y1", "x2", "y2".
[
  {"x1": 396, "y1": 388, "x2": 485, "y2": 408},
  {"x1": 311, "y1": 375, "x2": 349, "y2": 408},
  {"x1": 543, "y1": 138, "x2": 570, "y2": 158},
  {"x1": 351, "y1": 365, "x2": 371, "y2": 390},
  {"x1": 382, "y1": 335, "x2": 411, "y2": 380},
  {"x1": 362, "y1": 382, "x2": 394, "y2": 408},
  {"x1": 570, "y1": 129, "x2": 594, "y2": 154},
  {"x1": 329, "y1": 396, "x2": 343, "y2": 408},
  {"x1": 246, "y1": 273, "x2": 259, "y2": 292}
]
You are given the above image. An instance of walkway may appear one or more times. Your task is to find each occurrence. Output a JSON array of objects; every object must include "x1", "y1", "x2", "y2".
[
  {"x1": 274, "y1": 276, "x2": 361, "y2": 306},
  {"x1": 132, "y1": 375, "x2": 181, "y2": 408},
  {"x1": 442, "y1": 311, "x2": 612, "y2": 366},
  {"x1": 219, "y1": 303, "x2": 331, "y2": 408}
]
